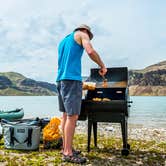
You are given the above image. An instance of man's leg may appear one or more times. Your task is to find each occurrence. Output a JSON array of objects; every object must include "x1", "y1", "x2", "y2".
[
  {"x1": 63, "y1": 114, "x2": 78, "y2": 156},
  {"x1": 61, "y1": 112, "x2": 67, "y2": 151},
  {"x1": 57, "y1": 81, "x2": 66, "y2": 150}
]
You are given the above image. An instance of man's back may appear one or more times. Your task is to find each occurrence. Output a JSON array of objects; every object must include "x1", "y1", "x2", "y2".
[{"x1": 56, "y1": 32, "x2": 84, "y2": 82}]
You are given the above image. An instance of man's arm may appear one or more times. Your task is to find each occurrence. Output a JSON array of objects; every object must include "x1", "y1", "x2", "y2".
[{"x1": 81, "y1": 33, "x2": 107, "y2": 76}]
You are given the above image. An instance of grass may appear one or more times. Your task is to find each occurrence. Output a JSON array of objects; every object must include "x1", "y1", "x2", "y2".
[{"x1": 0, "y1": 134, "x2": 165, "y2": 166}]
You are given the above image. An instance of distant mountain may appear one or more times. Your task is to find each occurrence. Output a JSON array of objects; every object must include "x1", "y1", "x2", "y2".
[
  {"x1": 0, "y1": 61, "x2": 165, "y2": 96},
  {"x1": 0, "y1": 72, "x2": 57, "y2": 96},
  {"x1": 129, "y1": 61, "x2": 166, "y2": 96}
]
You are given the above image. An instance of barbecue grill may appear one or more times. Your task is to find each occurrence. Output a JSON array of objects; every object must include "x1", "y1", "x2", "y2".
[{"x1": 79, "y1": 67, "x2": 132, "y2": 156}]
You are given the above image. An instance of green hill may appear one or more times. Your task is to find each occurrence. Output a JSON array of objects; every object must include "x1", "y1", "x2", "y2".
[{"x1": 0, "y1": 72, "x2": 57, "y2": 96}]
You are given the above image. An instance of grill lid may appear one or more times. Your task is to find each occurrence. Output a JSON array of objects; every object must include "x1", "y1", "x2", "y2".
[{"x1": 86, "y1": 67, "x2": 128, "y2": 88}]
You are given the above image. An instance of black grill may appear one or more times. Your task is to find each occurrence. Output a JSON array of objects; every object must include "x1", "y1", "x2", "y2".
[{"x1": 79, "y1": 67, "x2": 132, "y2": 156}]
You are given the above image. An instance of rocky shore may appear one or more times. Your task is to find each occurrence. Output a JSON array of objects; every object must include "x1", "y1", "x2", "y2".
[
  {"x1": 76, "y1": 121, "x2": 166, "y2": 142},
  {"x1": 74, "y1": 122, "x2": 166, "y2": 166},
  {"x1": 0, "y1": 121, "x2": 165, "y2": 166}
]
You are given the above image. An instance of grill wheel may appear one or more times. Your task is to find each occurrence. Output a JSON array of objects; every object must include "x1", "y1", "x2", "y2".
[
  {"x1": 121, "y1": 148, "x2": 130, "y2": 156},
  {"x1": 121, "y1": 143, "x2": 130, "y2": 156}
]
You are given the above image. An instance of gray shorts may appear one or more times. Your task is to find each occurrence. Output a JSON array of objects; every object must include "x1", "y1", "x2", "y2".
[{"x1": 56, "y1": 80, "x2": 82, "y2": 116}]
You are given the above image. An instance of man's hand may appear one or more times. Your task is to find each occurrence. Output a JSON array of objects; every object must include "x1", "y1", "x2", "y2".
[{"x1": 99, "y1": 67, "x2": 107, "y2": 76}]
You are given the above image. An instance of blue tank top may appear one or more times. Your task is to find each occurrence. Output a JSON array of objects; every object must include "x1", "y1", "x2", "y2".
[{"x1": 56, "y1": 32, "x2": 84, "y2": 81}]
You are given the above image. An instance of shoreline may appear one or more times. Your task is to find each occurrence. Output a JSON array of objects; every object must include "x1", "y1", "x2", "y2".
[
  {"x1": 76, "y1": 121, "x2": 166, "y2": 142},
  {"x1": 0, "y1": 121, "x2": 165, "y2": 165}
]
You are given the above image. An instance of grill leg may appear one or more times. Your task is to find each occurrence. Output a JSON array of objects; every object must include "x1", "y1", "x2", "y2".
[
  {"x1": 121, "y1": 116, "x2": 130, "y2": 156},
  {"x1": 121, "y1": 117, "x2": 128, "y2": 148},
  {"x1": 87, "y1": 120, "x2": 93, "y2": 152},
  {"x1": 93, "y1": 122, "x2": 97, "y2": 147}
]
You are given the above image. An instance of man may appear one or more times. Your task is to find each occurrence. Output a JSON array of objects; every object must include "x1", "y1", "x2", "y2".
[{"x1": 56, "y1": 24, "x2": 107, "y2": 164}]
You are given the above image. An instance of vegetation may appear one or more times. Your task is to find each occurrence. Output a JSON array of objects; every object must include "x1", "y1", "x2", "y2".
[
  {"x1": 0, "y1": 134, "x2": 165, "y2": 166},
  {"x1": 0, "y1": 72, "x2": 57, "y2": 96}
]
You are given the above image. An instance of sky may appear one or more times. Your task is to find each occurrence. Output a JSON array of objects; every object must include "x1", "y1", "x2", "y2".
[{"x1": 0, "y1": 0, "x2": 166, "y2": 83}]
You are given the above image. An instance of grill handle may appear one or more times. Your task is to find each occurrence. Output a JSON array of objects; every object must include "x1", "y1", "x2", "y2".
[{"x1": 127, "y1": 100, "x2": 133, "y2": 107}]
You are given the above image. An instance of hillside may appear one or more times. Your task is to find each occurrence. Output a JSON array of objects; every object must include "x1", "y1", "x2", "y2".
[
  {"x1": 0, "y1": 72, "x2": 57, "y2": 96},
  {"x1": 129, "y1": 61, "x2": 166, "y2": 96},
  {"x1": 0, "y1": 61, "x2": 165, "y2": 96}
]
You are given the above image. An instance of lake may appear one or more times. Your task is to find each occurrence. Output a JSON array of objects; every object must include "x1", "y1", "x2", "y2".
[{"x1": 0, "y1": 96, "x2": 165, "y2": 128}]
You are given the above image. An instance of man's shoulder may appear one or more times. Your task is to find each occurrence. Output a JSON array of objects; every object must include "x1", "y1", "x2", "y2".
[
  {"x1": 74, "y1": 31, "x2": 88, "y2": 38},
  {"x1": 74, "y1": 31, "x2": 89, "y2": 45},
  {"x1": 74, "y1": 31, "x2": 83, "y2": 45}
]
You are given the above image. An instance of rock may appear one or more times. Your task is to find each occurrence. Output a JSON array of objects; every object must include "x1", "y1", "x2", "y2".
[
  {"x1": 152, "y1": 153, "x2": 157, "y2": 158},
  {"x1": 143, "y1": 157, "x2": 148, "y2": 160},
  {"x1": 162, "y1": 155, "x2": 166, "y2": 159},
  {"x1": 136, "y1": 161, "x2": 143, "y2": 165},
  {"x1": 105, "y1": 126, "x2": 114, "y2": 131}
]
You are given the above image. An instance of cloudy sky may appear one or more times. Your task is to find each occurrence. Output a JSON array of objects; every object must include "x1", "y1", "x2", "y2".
[{"x1": 0, "y1": 0, "x2": 166, "y2": 83}]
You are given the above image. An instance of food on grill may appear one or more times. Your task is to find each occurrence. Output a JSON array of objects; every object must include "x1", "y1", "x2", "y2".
[
  {"x1": 101, "y1": 75, "x2": 108, "y2": 88},
  {"x1": 102, "y1": 98, "x2": 111, "y2": 101},
  {"x1": 83, "y1": 82, "x2": 96, "y2": 90},
  {"x1": 92, "y1": 98, "x2": 102, "y2": 101},
  {"x1": 92, "y1": 98, "x2": 111, "y2": 101},
  {"x1": 102, "y1": 80, "x2": 108, "y2": 88}
]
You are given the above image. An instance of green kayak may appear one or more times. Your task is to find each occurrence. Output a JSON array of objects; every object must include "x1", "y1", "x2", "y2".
[{"x1": 0, "y1": 108, "x2": 24, "y2": 120}]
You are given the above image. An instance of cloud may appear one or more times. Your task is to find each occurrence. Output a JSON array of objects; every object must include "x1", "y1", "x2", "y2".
[{"x1": 0, "y1": 0, "x2": 166, "y2": 82}]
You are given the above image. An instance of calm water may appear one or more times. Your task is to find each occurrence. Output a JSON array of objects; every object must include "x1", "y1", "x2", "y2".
[{"x1": 0, "y1": 96, "x2": 165, "y2": 128}]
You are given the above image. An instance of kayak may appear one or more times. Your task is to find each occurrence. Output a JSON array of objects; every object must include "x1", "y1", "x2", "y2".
[{"x1": 0, "y1": 108, "x2": 24, "y2": 120}]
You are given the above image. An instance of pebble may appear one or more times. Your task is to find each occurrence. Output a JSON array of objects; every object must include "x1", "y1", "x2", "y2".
[
  {"x1": 143, "y1": 157, "x2": 148, "y2": 160},
  {"x1": 152, "y1": 153, "x2": 157, "y2": 158},
  {"x1": 162, "y1": 155, "x2": 166, "y2": 159},
  {"x1": 136, "y1": 161, "x2": 143, "y2": 165},
  {"x1": 76, "y1": 121, "x2": 166, "y2": 142},
  {"x1": 105, "y1": 126, "x2": 114, "y2": 131}
]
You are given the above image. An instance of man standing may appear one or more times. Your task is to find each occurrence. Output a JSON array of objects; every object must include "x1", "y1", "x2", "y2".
[{"x1": 56, "y1": 24, "x2": 107, "y2": 164}]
